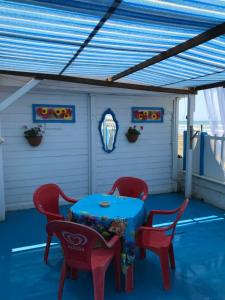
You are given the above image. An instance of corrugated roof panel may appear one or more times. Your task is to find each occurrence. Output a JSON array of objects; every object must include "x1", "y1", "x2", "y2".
[
  {"x1": 0, "y1": 0, "x2": 225, "y2": 89},
  {"x1": 166, "y1": 71, "x2": 225, "y2": 88},
  {"x1": 120, "y1": 34, "x2": 225, "y2": 88},
  {"x1": 122, "y1": 0, "x2": 225, "y2": 26},
  {"x1": 64, "y1": 0, "x2": 225, "y2": 82},
  {"x1": 64, "y1": 46, "x2": 156, "y2": 78},
  {"x1": 0, "y1": 0, "x2": 113, "y2": 73},
  {"x1": 0, "y1": 59, "x2": 64, "y2": 74}
]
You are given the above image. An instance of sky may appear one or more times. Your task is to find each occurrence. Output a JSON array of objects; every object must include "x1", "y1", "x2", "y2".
[{"x1": 179, "y1": 90, "x2": 209, "y2": 121}]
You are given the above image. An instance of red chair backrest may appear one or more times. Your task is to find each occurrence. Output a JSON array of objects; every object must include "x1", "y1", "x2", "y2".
[
  {"x1": 112, "y1": 177, "x2": 148, "y2": 200},
  {"x1": 169, "y1": 198, "x2": 189, "y2": 242},
  {"x1": 47, "y1": 220, "x2": 107, "y2": 270},
  {"x1": 33, "y1": 184, "x2": 63, "y2": 222}
]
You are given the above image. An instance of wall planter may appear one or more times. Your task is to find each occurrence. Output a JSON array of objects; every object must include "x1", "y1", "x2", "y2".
[
  {"x1": 126, "y1": 133, "x2": 139, "y2": 143},
  {"x1": 23, "y1": 125, "x2": 44, "y2": 147},
  {"x1": 126, "y1": 126, "x2": 143, "y2": 143},
  {"x1": 25, "y1": 136, "x2": 43, "y2": 147}
]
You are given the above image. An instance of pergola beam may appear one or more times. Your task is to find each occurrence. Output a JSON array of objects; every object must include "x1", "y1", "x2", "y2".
[
  {"x1": 195, "y1": 80, "x2": 225, "y2": 91},
  {"x1": 109, "y1": 21, "x2": 225, "y2": 82},
  {"x1": 59, "y1": 0, "x2": 122, "y2": 75},
  {"x1": 0, "y1": 70, "x2": 194, "y2": 94},
  {"x1": 0, "y1": 78, "x2": 41, "y2": 112}
]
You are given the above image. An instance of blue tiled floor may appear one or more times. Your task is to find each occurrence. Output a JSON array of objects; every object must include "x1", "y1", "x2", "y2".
[{"x1": 1, "y1": 193, "x2": 225, "y2": 300}]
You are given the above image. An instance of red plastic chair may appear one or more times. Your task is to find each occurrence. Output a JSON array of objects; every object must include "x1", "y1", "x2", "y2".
[
  {"x1": 136, "y1": 198, "x2": 189, "y2": 290},
  {"x1": 108, "y1": 177, "x2": 149, "y2": 201},
  {"x1": 33, "y1": 183, "x2": 77, "y2": 263},
  {"x1": 47, "y1": 220, "x2": 121, "y2": 300}
]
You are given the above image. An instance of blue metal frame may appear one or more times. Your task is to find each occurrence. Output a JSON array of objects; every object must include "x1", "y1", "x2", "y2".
[
  {"x1": 183, "y1": 131, "x2": 187, "y2": 170},
  {"x1": 183, "y1": 130, "x2": 207, "y2": 174},
  {"x1": 32, "y1": 104, "x2": 76, "y2": 123},
  {"x1": 131, "y1": 107, "x2": 164, "y2": 123},
  {"x1": 199, "y1": 132, "x2": 207, "y2": 176},
  {"x1": 98, "y1": 108, "x2": 119, "y2": 154}
]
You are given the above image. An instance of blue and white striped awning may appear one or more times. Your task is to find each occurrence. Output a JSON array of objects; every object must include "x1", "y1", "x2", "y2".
[{"x1": 0, "y1": 0, "x2": 225, "y2": 89}]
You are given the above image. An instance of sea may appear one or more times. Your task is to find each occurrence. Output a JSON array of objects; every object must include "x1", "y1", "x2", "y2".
[{"x1": 179, "y1": 120, "x2": 211, "y2": 134}]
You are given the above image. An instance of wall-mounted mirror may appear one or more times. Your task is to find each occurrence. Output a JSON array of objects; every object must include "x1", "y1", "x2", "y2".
[{"x1": 99, "y1": 108, "x2": 119, "y2": 153}]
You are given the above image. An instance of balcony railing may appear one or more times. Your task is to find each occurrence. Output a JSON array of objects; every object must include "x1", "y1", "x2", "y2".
[{"x1": 183, "y1": 131, "x2": 225, "y2": 182}]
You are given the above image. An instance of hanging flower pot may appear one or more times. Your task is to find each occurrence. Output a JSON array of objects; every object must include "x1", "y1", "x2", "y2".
[
  {"x1": 126, "y1": 126, "x2": 143, "y2": 143},
  {"x1": 25, "y1": 135, "x2": 43, "y2": 147},
  {"x1": 23, "y1": 125, "x2": 44, "y2": 147},
  {"x1": 126, "y1": 133, "x2": 139, "y2": 143}
]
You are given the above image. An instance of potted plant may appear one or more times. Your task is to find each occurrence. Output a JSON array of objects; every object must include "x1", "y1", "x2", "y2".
[
  {"x1": 23, "y1": 125, "x2": 44, "y2": 147},
  {"x1": 126, "y1": 125, "x2": 143, "y2": 143}
]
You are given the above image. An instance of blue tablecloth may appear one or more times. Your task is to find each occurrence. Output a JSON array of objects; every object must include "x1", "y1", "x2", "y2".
[{"x1": 70, "y1": 194, "x2": 145, "y2": 271}]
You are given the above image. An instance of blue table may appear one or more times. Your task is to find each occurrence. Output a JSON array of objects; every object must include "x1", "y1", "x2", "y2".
[{"x1": 70, "y1": 194, "x2": 145, "y2": 291}]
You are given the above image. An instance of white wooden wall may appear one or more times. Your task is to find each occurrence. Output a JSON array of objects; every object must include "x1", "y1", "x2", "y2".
[
  {"x1": 92, "y1": 94, "x2": 174, "y2": 194},
  {"x1": 0, "y1": 85, "x2": 176, "y2": 211},
  {"x1": 1, "y1": 89, "x2": 89, "y2": 211}
]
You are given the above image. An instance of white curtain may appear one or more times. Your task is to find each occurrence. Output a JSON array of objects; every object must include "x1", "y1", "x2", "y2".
[{"x1": 203, "y1": 87, "x2": 225, "y2": 136}]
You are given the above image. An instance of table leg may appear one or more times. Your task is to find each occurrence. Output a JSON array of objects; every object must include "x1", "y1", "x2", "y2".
[{"x1": 125, "y1": 265, "x2": 134, "y2": 292}]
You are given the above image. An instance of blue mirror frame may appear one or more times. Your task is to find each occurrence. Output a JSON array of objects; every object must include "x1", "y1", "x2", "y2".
[{"x1": 98, "y1": 108, "x2": 119, "y2": 153}]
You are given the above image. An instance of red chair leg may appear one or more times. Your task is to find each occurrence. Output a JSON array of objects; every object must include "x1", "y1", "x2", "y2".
[
  {"x1": 140, "y1": 248, "x2": 146, "y2": 259},
  {"x1": 168, "y1": 244, "x2": 175, "y2": 270},
  {"x1": 114, "y1": 256, "x2": 121, "y2": 291},
  {"x1": 125, "y1": 265, "x2": 134, "y2": 293},
  {"x1": 44, "y1": 234, "x2": 52, "y2": 264},
  {"x1": 93, "y1": 268, "x2": 105, "y2": 300},
  {"x1": 159, "y1": 248, "x2": 170, "y2": 290},
  {"x1": 58, "y1": 261, "x2": 68, "y2": 300}
]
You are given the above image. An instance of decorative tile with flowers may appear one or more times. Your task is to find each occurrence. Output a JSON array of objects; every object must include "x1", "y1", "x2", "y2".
[
  {"x1": 32, "y1": 104, "x2": 75, "y2": 123},
  {"x1": 131, "y1": 107, "x2": 164, "y2": 123}
]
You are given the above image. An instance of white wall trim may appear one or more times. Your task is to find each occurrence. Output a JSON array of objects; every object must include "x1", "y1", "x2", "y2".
[
  {"x1": 0, "y1": 79, "x2": 40, "y2": 112},
  {"x1": 89, "y1": 94, "x2": 97, "y2": 193},
  {"x1": 171, "y1": 97, "x2": 180, "y2": 192}
]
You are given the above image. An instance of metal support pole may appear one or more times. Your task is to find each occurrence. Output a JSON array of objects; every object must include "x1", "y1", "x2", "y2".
[
  {"x1": 0, "y1": 116, "x2": 5, "y2": 221},
  {"x1": 185, "y1": 94, "x2": 195, "y2": 198}
]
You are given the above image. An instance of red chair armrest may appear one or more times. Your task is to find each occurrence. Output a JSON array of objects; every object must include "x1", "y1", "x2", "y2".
[
  {"x1": 107, "y1": 190, "x2": 114, "y2": 195},
  {"x1": 138, "y1": 226, "x2": 168, "y2": 233},
  {"x1": 107, "y1": 185, "x2": 116, "y2": 195},
  {"x1": 147, "y1": 207, "x2": 180, "y2": 226},
  {"x1": 59, "y1": 190, "x2": 78, "y2": 204},
  {"x1": 136, "y1": 226, "x2": 168, "y2": 246},
  {"x1": 63, "y1": 197, "x2": 78, "y2": 204},
  {"x1": 45, "y1": 212, "x2": 65, "y2": 221},
  {"x1": 141, "y1": 194, "x2": 148, "y2": 201},
  {"x1": 105, "y1": 235, "x2": 120, "y2": 248},
  {"x1": 107, "y1": 181, "x2": 118, "y2": 195}
]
